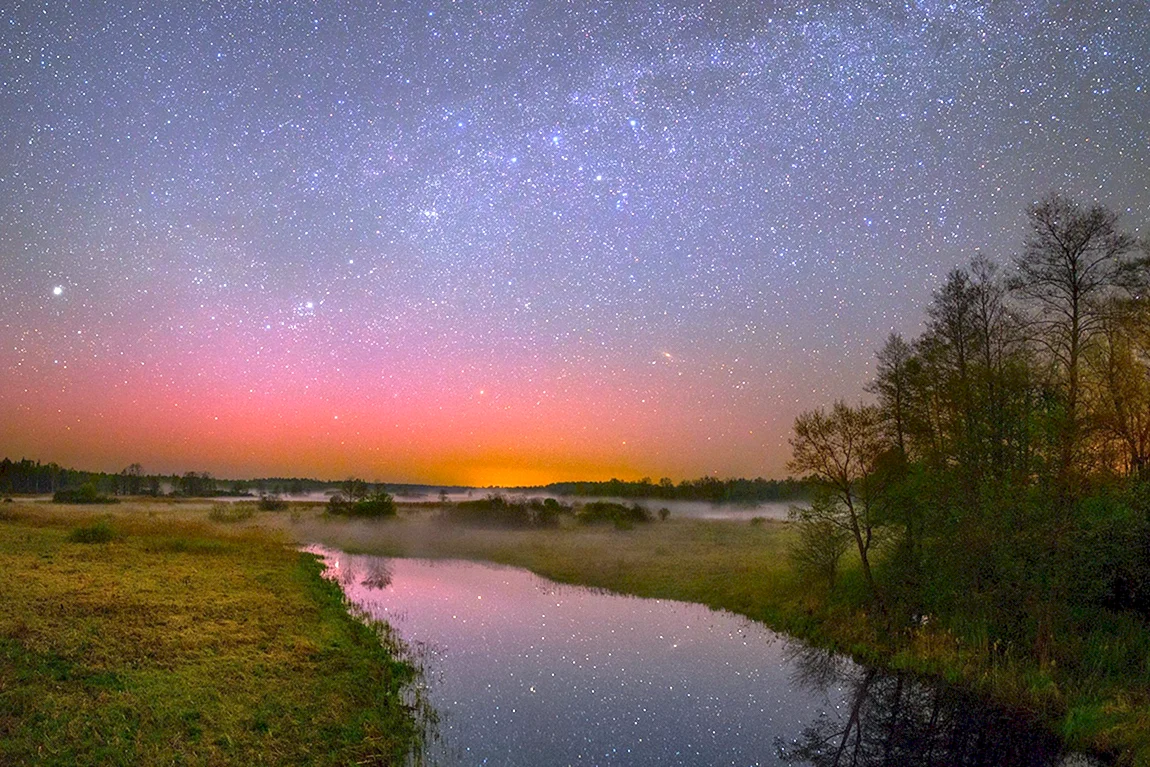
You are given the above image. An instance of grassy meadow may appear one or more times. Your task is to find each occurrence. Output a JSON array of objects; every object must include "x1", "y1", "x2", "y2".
[
  {"x1": 5, "y1": 496, "x2": 1149, "y2": 764},
  {"x1": 0, "y1": 499, "x2": 419, "y2": 766}
]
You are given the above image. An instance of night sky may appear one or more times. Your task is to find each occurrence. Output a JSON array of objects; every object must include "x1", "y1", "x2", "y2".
[{"x1": 1, "y1": 1, "x2": 1147, "y2": 486}]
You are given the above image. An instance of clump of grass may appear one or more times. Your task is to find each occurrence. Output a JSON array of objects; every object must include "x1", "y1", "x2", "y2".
[
  {"x1": 146, "y1": 537, "x2": 225, "y2": 555},
  {"x1": 66, "y1": 519, "x2": 117, "y2": 544},
  {"x1": 209, "y1": 503, "x2": 255, "y2": 523},
  {"x1": 750, "y1": 516, "x2": 766, "y2": 526}
]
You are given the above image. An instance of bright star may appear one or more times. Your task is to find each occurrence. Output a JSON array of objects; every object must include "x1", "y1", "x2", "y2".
[{"x1": 52, "y1": 286, "x2": 63, "y2": 296}]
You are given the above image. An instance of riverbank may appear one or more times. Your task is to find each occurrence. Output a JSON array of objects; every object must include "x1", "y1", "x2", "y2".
[
  {"x1": 288, "y1": 504, "x2": 1144, "y2": 765},
  {"x1": 0, "y1": 502, "x2": 419, "y2": 766},
  {"x1": 5, "y1": 498, "x2": 1145, "y2": 764}
]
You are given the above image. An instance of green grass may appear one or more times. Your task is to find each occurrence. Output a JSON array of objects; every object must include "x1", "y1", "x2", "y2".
[
  {"x1": 0, "y1": 505, "x2": 419, "y2": 766},
  {"x1": 9, "y1": 499, "x2": 1150, "y2": 764}
]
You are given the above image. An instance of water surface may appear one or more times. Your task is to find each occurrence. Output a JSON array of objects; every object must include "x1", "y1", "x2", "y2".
[{"x1": 310, "y1": 548, "x2": 1099, "y2": 766}]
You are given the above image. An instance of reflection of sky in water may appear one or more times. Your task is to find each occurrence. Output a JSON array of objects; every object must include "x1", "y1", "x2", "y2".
[
  {"x1": 308, "y1": 549, "x2": 1102, "y2": 767},
  {"x1": 311, "y1": 548, "x2": 846, "y2": 766}
]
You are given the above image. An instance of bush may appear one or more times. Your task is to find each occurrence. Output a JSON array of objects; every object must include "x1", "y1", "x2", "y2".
[
  {"x1": 327, "y1": 490, "x2": 397, "y2": 518},
  {"x1": 442, "y1": 495, "x2": 570, "y2": 528},
  {"x1": 67, "y1": 520, "x2": 117, "y2": 544},
  {"x1": 258, "y1": 494, "x2": 289, "y2": 511},
  {"x1": 535, "y1": 497, "x2": 566, "y2": 528},
  {"x1": 788, "y1": 500, "x2": 851, "y2": 589},
  {"x1": 576, "y1": 501, "x2": 652, "y2": 526},
  {"x1": 658, "y1": 507, "x2": 671, "y2": 521},
  {"x1": 53, "y1": 485, "x2": 119, "y2": 505}
]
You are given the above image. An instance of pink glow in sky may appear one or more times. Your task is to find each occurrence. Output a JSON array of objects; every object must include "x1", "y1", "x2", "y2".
[{"x1": 2, "y1": 1, "x2": 1146, "y2": 484}]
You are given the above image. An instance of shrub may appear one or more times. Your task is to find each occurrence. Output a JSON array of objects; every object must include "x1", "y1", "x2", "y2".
[
  {"x1": 658, "y1": 507, "x2": 671, "y2": 521},
  {"x1": 53, "y1": 485, "x2": 119, "y2": 505},
  {"x1": 577, "y1": 501, "x2": 652, "y2": 526},
  {"x1": 535, "y1": 497, "x2": 566, "y2": 528},
  {"x1": 442, "y1": 495, "x2": 570, "y2": 528},
  {"x1": 257, "y1": 494, "x2": 289, "y2": 511},
  {"x1": 327, "y1": 490, "x2": 397, "y2": 518},
  {"x1": 788, "y1": 500, "x2": 851, "y2": 588},
  {"x1": 67, "y1": 520, "x2": 117, "y2": 544}
]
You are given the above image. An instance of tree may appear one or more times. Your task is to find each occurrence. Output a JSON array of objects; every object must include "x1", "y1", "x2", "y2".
[
  {"x1": 788, "y1": 402, "x2": 888, "y2": 596},
  {"x1": 867, "y1": 333, "x2": 914, "y2": 461},
  {"x1": 1011, "y1": 193, "x2": 1140, "y2": 490},
  {"x1": 788, "y1": 493, "x2": 853, "y2": 588},
  {"x1": 342, "y1": 477, "x2": 370, "y2": 500},
  {"x1": 120, "y1": 463, "x2": 143, "y2": 496},
  {"x1": 1089, "y1": 297, "x2": 1150, "y2": 477}
]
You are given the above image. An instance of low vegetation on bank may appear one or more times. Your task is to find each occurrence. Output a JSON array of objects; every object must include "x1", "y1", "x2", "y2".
[
  {"x1": 0, "y1": 502, "x2": 419, "y2": 766},
  {"x1": 6, "y1": 488, "x2": 1149, "y2": 763},
  {"x1": 293, "y1": 496, "x2": 1146, "y2": 764}
]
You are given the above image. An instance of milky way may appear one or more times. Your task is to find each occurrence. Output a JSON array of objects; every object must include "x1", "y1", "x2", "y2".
[{"x1": 1, "y1": 1, "x2": 1147, "y2": 484}]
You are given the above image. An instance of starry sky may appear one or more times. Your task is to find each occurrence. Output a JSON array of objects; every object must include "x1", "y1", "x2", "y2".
[{"x1": 1, "y1": 1, "x2": 1147, "y2": 486}]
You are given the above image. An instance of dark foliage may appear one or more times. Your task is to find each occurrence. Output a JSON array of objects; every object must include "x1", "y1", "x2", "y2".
[
  {"x1": 257, "y1": 494, "x2": 289, "y2": 511},
  {"x1": 791, "y1": 196, "x2": 1150, "y2": 667},
  {"x1": 327, "y1": 490, "x2": 397, "y2": 518},
  {"x1": 576, "y1": 501, "x2": 652, "y2": 526},
  {"x1": 52, "y1": 485, "x2": 119, "y2": 505},
  {"x1": 527, "y1": 475, "x2": 808, "y2": 504},
  {"x1": 443, "y1": 495, "x2": 570, "y2": 528}
]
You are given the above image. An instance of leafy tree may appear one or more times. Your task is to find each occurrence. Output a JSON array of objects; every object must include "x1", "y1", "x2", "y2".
[
  {"x1": 866, "y1": 333, "x2": 914, "y2": 461},
  {"x1": 788, "y1": 493, "x2": 853, "y2": 588},
  {"x1": 1011, "y1": 193, "x2": 1141, "y2": 493},
  {"x1": 787, "y1": 401, "x2": 889, "y2": 596}
]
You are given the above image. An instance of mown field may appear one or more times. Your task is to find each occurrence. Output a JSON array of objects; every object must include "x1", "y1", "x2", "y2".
[{"x1": 0, "y1": 500, "x2": 419, "y2": 766}]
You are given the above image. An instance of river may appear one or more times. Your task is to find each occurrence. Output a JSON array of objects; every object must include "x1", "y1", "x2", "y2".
[{"x1": 308, "y1": 547, "x2": 1102, "y2": 767}]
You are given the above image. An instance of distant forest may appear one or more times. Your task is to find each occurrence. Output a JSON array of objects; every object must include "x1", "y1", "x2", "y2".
[
  {"x1": 0, "y1": 459, "x2": 343, "y2": 498},
  {"x1": 0, "y1": 457, "x2": 802, "y2": 504},
  {"x1": 524, "y1": 476, "x2": 808, "y2": 503}
]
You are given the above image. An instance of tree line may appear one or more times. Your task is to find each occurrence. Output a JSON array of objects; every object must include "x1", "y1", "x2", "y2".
[
  {"x1": 0, "y1": 459, "x2": 387, "y2": 499},
  {"x1": 788, "y1": 193, "x2": 1150, "y2": 665},
  {"x1": 530, "y1": 475, "x2": 808, "y2": 503}
]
